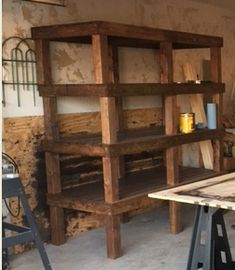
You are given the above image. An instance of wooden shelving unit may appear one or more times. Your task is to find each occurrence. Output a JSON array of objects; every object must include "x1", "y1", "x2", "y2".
[{"x1": 32, "y1": 21, "x2": 224, "y2": 259}]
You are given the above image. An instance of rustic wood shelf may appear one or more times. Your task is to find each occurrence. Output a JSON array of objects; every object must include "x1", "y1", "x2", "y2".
[
  {"x1": 32, "y1": 20, "x2": 224, "y2": 259},
  {"x1": 42, "y1": 128, "x2": 224, "y2": 156},
  {"x1": 31, "y1": 21, "x2": 223, "y2": 49},
  {"x1": 48, "y1": 166, "x2": 222, "y2": 215},
  {"x1": 38, "y1": 83, "x2": 225, "y2": 97}
]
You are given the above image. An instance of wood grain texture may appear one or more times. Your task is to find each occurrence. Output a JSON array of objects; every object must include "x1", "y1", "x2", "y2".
[
  {"x1": 38, "y1": 83, "x2": 225, "y2": 97},
  {"x1": 47, "y1": 166, "x2": 222, "y2": 213},
  {"x1": 109, "y1": 45, "x2": 126, "y2": 185},
  {"x1": 160, "y1": 41, "x2": 181, "y2": 234},
  {"x1": 31, "y1": 21, "x2": 223, "y2": 49},
  {"x1": 41, "y1": 128, "x2": 224, "y2": 157},
  {"x1": 183, "y1": 63, "x2": 214, "y2": 170},
  {"x1": 35, "y1": 39, "x2": 65, "y2": 245},
  {"x1": 149, "y1": 173, "x2": 235, "y2": 210},
  {"x1": 3, "y1": 108, "x2": 163, "y2": 252},
  {"x1": 92, "y1": 34, "x2": 121, "y2": 258},
  {"x1": 189, "y1": 93, "x2": 214, "y2": 169}
]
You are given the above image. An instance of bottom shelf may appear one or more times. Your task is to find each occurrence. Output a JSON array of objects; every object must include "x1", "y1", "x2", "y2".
[{"x1": 47, "y1": 166, "x2": 223, "y2": 216}]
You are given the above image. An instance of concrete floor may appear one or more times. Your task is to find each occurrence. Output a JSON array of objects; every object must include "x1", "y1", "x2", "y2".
[{"x1": 9, "y1": 205, "x2": 235, "y2": 270}]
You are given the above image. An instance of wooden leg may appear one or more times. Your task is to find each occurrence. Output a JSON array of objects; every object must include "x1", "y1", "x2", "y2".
[
  {"x1": 50, "y1": 206, "x2": 66, "y2": 245},
  {"x1": 106, "y1": 215, "x2": 122, "y2": 259},
  {"x1": 169, "y1": 201, "x2": 182, "y2": 234}
]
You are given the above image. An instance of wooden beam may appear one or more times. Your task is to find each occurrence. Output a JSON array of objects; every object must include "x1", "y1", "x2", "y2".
[
  {"x1": 110, "y1": 45, "x2": 126, "y2": 182},
  {"x1": 160, "y1": 41, "x2": 181, "y2": 234},
  {"x1": 92, "y1": 34, "x2": 121, "y2": 259},
  {"x1": 35, "y1": 40, "x2": 65, "y2": 245},
  {"x1": 31, "y1": 21, "x2": 223, "y2": 49},
  {"x1": 210, "y1": 47, "x2": 223, "y2": 172},
  {"x1": 41, "y1": 128, "x2": 224, "y2": 157},
  {"x1": 38, "y1": 83, "x2": 225, "y2": 97},
  {"x1": 109, "y1": 129, "x2": 224, "y2": 157}
]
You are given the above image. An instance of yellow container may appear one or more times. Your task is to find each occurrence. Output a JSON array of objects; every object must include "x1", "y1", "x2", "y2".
[{"x1": 179, "y1": 113, "x2": 195, "y2": 134}]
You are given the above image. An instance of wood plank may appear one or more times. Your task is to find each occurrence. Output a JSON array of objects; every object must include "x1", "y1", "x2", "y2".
[
  {"x1": 189, "y1": 93, "x2": 214, "y2": 169},
  {"x1": 110, "y1": 45, "x2": 126, "y2": 184},
  {"x1": 183, "y1": 62, "x2": 214, "y2": 170},
  {"x1": 41, "y1": 129, "x2": 224, "y2": 156},
  {"x1": 31, "y1": 21, "x2": 99, "y2": 40},
  {"x1": 47, "y1": 195, "x2": 110, "y2": 215},
  {"x1": 110, "y1": 129, "x2": 224, "y2": 157},
  {"x1": 111, "y1": 196, "x2": 165, "y2": 216},
  {"x1": 35, "y1": 39, "x2": 65, "y2": 245},
  {"x1": 99, "y1": 21, "x2": 223, "y2": 48},
  {"x1": 42, "y1": 140, "x2": 105, "y2": 156},
  {"x1": 160, "y1": 41, "x2": 181, "y2": 234},
  {"x1": 32, "y1": 21, "x2": 223, "y2": 49},
  {"x1": 149, "y1": 172, "x2": 235, "y2": 210},
  {"x1": 47, "y1": 166, "x2": 222, "y2": 214},
  {"x1": 92, "y1": 34, "x2": 121, "y2": 259},
  {"x1": 105, "y1": 215, "x2": 122, "y2": 259},
  {"x1": 211, "y1": 47, "x2": 223, "y2": 172},
  {"x1": 38, "y1": 83, "x2": 225, "y2": 97}
]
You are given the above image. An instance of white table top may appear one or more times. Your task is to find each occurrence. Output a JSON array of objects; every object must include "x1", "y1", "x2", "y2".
[{"x1": 148, "y1": 172, "x2": 235, "y2": 210}]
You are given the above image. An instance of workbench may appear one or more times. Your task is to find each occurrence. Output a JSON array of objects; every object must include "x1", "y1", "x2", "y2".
[{"x1": 149, "y1": 173, "x2": 235, "y2": 270}]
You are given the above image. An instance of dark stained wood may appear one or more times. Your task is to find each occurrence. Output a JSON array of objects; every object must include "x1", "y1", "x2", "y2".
[
  {"x1": 210, "y1": 47, "x2": 223, "y2": 172},
  {"x1": 31, "y1": 21, "x2": 223, "y2": 49},
  {"x1": 47, "y1": 166, "x2": 223, "y2": 214},
  {"x1": 109, "y1": 46, "x2": 125, "y2": 178},
  {"x1": 38, "y1": 83, "x2": 225, "y2": 97},
  {"x1": 105, "y1": 215, "x2": 122, "y2": 259},
  {"x1": 33, "y1": 20, "x2": 224, "y2": 258},
  {"x1": 31, "y1": 21, "x2": 99, "y2": 40},
  {"x1": 160, "y1": 41, "x2": 181, "y2": 234},
  {"x1": 92, "y1": 34, "x2": 121, "y2": 259},
  {"x1": 109, "y1": 129, "x2": 225, "y2": 157},
  {"x1": 42, "y1": 139, "x2": 105, "y2": 156},
  {"x1": 41, "y1": 129, "x2": 225, "y2": 156},
  {"x1": 110, "y1": 45, "x2": 129, "y2": 222},
  {"x1": 35, "y1": 39, "x2": 65, "y2": 245}
]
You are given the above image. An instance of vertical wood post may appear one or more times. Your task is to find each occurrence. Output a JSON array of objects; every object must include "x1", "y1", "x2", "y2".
[
  {"x1": 110, "y1": 45, "x2": 125, "y2": 177},
  {"x1": 35, "y1": 40, "x2": 65, "y2": 245},
  {"x1": 160, "y1": 42, "x2": 182, "y2": 234},
  {"x1": 110, "y1": 45, "x2": 130, "y2": 223},
  {"x1": 92, "y1": 35, "x2": 122, "y2": 259},
  {"x1": 210, "y1": 47, "x2": 223, "y2": 172}
]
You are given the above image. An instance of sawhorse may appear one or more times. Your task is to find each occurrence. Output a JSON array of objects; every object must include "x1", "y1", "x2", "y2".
[
  {"x1": 2, "y1": 174, "x2": 52, "y2": 270},
  {"x1": 187, "y1": 206, "x2": 235, "y2": 270}
]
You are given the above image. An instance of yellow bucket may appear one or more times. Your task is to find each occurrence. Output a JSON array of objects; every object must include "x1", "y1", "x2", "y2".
[{"x1": 179, "y1": 113, "x2": 195, "y2": 134}]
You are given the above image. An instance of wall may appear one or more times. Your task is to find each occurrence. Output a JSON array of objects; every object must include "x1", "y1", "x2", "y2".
[
  {"x1": 3, "y1": 0, "x2": 235, "y2": 118},
  {"x1": 2, "y1": 0, "x2": 235, "y2": 248}
]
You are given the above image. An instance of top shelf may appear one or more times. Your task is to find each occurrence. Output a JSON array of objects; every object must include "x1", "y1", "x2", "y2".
[
  {"x1": 31, "y1": 21, "x2": 223, "y2": 49},
  {"x1": 38, "y1": 82, "x2": 225, "y2": 97}
]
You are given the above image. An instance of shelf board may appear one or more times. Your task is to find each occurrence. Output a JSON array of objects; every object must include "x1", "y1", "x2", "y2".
[
  {"x1": 38, "y1": 83, "x2": 225, "y2": 97},
  {"x1": 41, "y1": 128, "x2": 224, "y2": 156},
  {"x1": 47, "y1": 166, "x2": 223, "y2": 215},
  {"x1": 31, "y1": 21, "x2": 223, "y2": 49}
]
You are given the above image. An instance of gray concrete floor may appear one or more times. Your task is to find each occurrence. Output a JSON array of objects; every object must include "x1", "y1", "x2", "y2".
[{"x1": 9, "y1": 205, "x2": 235, "y2": 270}]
